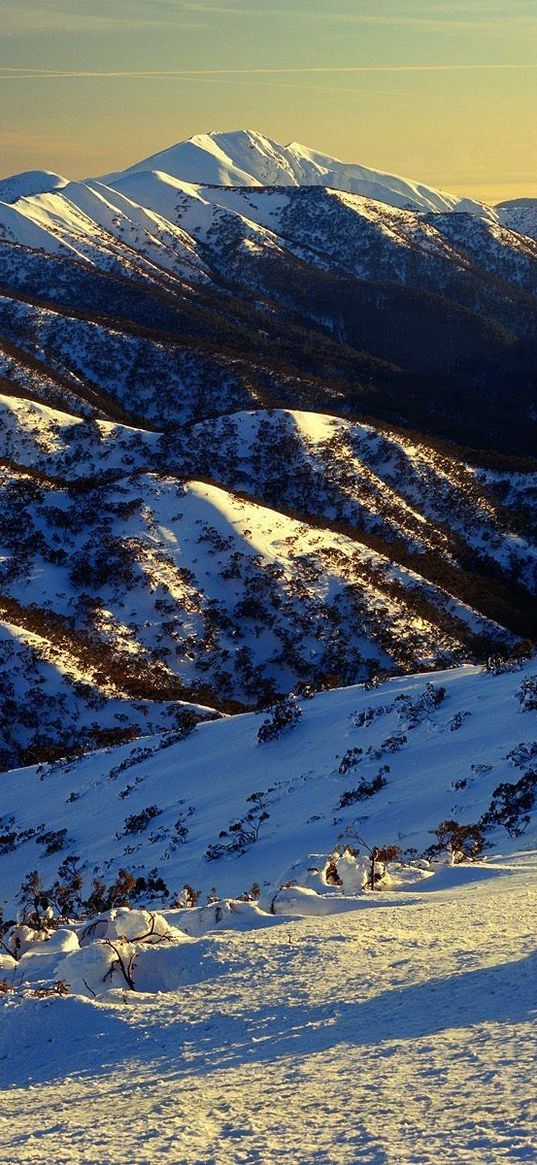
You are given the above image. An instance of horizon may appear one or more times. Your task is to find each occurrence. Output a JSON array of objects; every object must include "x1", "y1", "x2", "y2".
[{"x1": 1, "y1": 0, "x2": 536, "y2": 204}]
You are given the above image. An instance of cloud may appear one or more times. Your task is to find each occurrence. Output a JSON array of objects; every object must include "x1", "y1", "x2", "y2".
[
  {"x1": 1, "y1": 63, "x2": 536, "y2": 80},
  {"x1": 0, "y1": 0, "x2": 261, "y2": 36},
  {"x1": 2, "y1": 0, "x2": 536, "y2": 35}
]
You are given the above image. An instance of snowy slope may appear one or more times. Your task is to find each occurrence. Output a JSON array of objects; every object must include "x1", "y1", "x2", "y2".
[
  {"x1": 2, "y1": 851, "x2": 535, "y2": 1164},
  {"x1": 0, "y1": 392, "x2": 534, "y2": 768},
  {"x1": 497, "y1": 198, "x2": 537, "y2": 241},
  {"x1": 0, "y1": 657, "x2": 536, "y2": 915}
]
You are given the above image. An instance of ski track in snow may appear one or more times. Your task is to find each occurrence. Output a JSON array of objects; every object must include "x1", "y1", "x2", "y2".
[{"x1": 1, "y1": 854, "x2": 536, "y2": 1164}]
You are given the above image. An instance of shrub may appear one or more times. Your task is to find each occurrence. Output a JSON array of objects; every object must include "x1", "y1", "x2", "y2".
[
  {"x1": 480, "y1": 770, "x2": 537, "y2": 837},
  {"x1": 121, "y1": 806, "x2": 162, "y2": 835},
  {"x1": 38, "y1": 828, "x2": 67, "y2": 856},
  {"x1": 427, "y1": 819, "x2": 487, "y2": 861},
  {"x1": 517, "y1": 676, "x2": 537, "y2": 713},
  {"x1": 257, "y1": 694, "x2": 301, "y2": 744},
  {"x1": 338, "y1": 767, "x2": 389, "y2": 809},
  {"x1": 338, "y1": 747, "x2": 363, "y2": 775},
  {"x1": 84, "y1": 869, "x2": 137, "y2": 914},
  {"x1": 206, "y1": 792, "x2": 271, "y2": 860},
  {"x1": 174, "y1": 884, "x2": 201, "y2": 908}
]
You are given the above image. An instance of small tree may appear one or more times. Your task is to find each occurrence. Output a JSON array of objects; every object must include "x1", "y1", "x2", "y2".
[
  {"x1": 84, "y1": 869, "x2": 137, "y2": 914},
  {"x1": 257, "y1": 694, "x2": 301, "y2": 744},
  {"x1": 50, "y1": 856, "x2": 83, "y2": 919},
  {"x1": 18, "y1": 871, "x2": 51, "y2": 928},
  {"x1": 368, "y1": 844, "x2": 402, "y2": 890},
  {"x1": 427, "y1": 819, "x2": 487, "y2": 861}
]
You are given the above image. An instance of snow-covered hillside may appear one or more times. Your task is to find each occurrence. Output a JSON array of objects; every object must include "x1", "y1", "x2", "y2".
[
  {"x1": 497, "y1": 197, "x2": 537, "y2": 240},
  {"x1": 0, "y1": 654, "x2": 536, "y2": 1164},
  {"x1": 1, "y1": 657, "x2": 536, "y2": 915},
  {"x1": 2, "y1": 389, "x2": 536, "y2": 768},
  {"x1": 0, "y1": 130, "x2": 536, "y2": 1163}
]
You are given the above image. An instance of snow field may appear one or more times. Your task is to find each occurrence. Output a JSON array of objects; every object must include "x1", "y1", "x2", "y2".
[{"x1": 0, "y1": 853, "x2": 535, "y2": 1163}]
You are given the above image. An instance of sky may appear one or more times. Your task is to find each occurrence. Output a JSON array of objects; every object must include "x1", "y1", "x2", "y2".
[{"x1": 1, "y1": 0, "x2": 536, "y2": 202}]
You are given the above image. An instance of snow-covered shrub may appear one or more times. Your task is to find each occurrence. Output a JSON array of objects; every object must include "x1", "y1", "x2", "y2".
[
  {"x1": 56, "y1": 939, "x2": 136, "y2": 996},
  {"x1": 174, "y1": 884, "x2": 201, "y2": 908},
  {"x1": 121, "y1": 805, "x2": 162, "y2": 835},
  {"x1": 449, "y1": 711, "x2": 471, "y2": 731},
  {"x1": 338, "y1": 747, "x2": 363, "y2": 775},
  {"x1": 367, "y1": 844, "x2": 402, "y2": 889},
  {"x1": 17, "y1": 927, "x2": 79, "y2": 982},
  {"x1": 257, "y1": 694, "x2": 301, "y2": 744},
  {"x1": 506, "y1": 741, "x2": 537, "y2": 768},
  {"x1": 338, "y1": 766, "x2": 389, "y2": 808},
  {"x1": 270, "y1": 885, "x2": 350, "y2": 916},
  {"x1": 484, "y1": 648, "x2": 531, "y2": 675},
  {"x1": 352, "y1": 705, "x2": 389, "y2": 728},
  {"x1": 205, "y1": 791, "x2": 271, "y2": 860},
  {"x1": 325, "y1": 848, "x2": 368, "y2": 894},
  {"x1": 78, "y1": 907, "x2": 181, "y2": 947},
  {"x1": 38, "y1": 828, "x2": 67, "y2": 855},
  {"x1": 517, "y1": 677, "x2": 537, "y2": 713}
]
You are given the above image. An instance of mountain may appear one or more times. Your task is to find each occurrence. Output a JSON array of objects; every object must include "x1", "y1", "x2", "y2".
[
  {"x1": 102, "y1": 129, "x2": 494, "y2": 216},
  {"x1": 0, "y1": 128, "x2": 536, "y2": 1165},
  {"x1": 0, "y1": 130, "x2": 535, "y2": 770},
  {"x1": 497, "y1": 197, "x2": 537, "y2": 241},
  {"x1": 0, "y1": 169, "x2": 68, "y2": 205},
  {"x1": 1, "y1": 131, "x2": 536, "y2": 455}
]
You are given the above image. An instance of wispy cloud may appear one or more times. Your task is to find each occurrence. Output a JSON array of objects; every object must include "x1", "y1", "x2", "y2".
[
  {"x1": 0, "y1": 1, "x2": 209, "y2": 35},
  {"x1": 1, "y1": 63, "x2": 536, "y2": 79},
  {"x1": 2, "y1": 0, "x2": 536, "y2": 34}
]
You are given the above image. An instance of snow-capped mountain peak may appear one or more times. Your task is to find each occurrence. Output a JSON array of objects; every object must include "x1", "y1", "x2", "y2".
[
  {"x1": 0, "y1": 169, "x2": 68, "y2": 205},
  {"x1": 99, "y1": 129, "x2": 497, "y2": 217}
]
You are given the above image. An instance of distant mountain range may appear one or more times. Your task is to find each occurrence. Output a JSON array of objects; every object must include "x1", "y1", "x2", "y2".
[{"x1": 0, "y1": 129, "x2": 535, "y2": 769}]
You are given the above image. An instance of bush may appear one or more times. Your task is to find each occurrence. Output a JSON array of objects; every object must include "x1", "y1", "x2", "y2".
[
  {"x1": 338, "y1": 747, "x2": 363, "y2": 775},
  {"x1": 338, "y1": 767, "x2": 389, "y2": 808},
  {"x1": 174, "y1": 884, "x2": 201, "y2": 908},
  {"x1": 257, "y1": 694, "x2": 301, "y2": 744},
  {"x1": 427, "y1": 819, "x2": 487, "y2": 861},
  {"x1": 518, "y1": 676, "x2": 537, "y2": 713},
  {"x1": 206, "y1": 791, "x2": 271, "y2": 860},
  {"x1": 121, "y1": 806, "x2": 162, "y2": 835},
  {"x1": 480, "y1": 770, "x2": 537, "y2": 837},
  {"x1": 38, "y1": 828, "x2": 67, "y2": 856}
]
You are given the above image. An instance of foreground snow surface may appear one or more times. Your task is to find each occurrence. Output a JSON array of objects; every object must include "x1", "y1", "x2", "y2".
[{"x1": 1, "y1": 852, "x2": 536, "y2": 1164}]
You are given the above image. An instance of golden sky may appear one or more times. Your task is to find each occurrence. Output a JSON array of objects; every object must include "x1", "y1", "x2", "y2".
[{"x1": 1, "y1": 0, "x2": 536, "y2": 203}]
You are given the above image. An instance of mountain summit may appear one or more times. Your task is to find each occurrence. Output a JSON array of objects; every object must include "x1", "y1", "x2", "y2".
[{"x1": 101, "y1": 128, "x2": 492, "y2": 216}]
